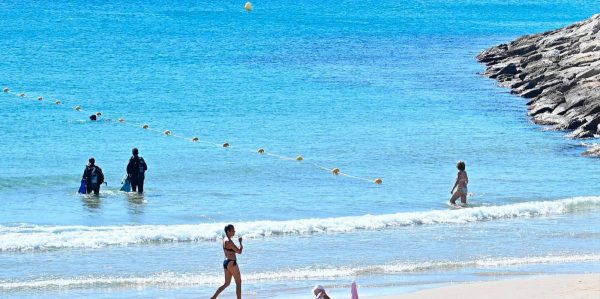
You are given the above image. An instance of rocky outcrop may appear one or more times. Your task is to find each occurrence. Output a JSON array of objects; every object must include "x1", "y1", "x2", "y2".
[{"x1": 478, "y1": 14, "x2": 600, "y2": 139}]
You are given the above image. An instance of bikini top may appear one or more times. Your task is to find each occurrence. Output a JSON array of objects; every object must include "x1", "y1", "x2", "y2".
[
  {"x1": 223, "y1": 240, "x2": 236, "y2": 253},
  {"x1": 457, "y1": 171, "x2": 468, "y2": 185}
]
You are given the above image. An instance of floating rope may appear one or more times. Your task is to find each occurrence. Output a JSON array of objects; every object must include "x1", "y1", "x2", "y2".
[{"x1": 2, "y1": 86, "x2": 383, "y2": 184}]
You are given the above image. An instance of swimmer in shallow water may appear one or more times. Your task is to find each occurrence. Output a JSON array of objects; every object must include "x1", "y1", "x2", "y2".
[{"x1": 450, "y1": 160, "x2": 468, "y2": 205}]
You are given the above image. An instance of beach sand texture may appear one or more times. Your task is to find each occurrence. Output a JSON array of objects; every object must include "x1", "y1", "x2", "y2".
[{"x1": 369, "y1": 274, "x2": 600, "y2": 299}]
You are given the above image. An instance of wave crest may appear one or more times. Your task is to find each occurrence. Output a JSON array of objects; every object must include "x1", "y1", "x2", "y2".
[
  {"x1": 1, "y1": 254, "x2": 599, "y2": 291},
  {"x1": 1, "y1": 196, "x2": 598, "y2": 252}
]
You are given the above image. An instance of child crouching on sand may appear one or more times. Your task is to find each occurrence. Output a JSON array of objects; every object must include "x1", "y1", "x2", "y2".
[{"x1": 313, "y1": 285, "x2": 331, "y2": 299}]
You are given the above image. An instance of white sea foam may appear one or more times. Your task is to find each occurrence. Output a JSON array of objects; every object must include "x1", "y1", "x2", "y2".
[
  {"x1": 1, "y1": 196, "x2": 599, "y2": 252},
  {"x1": 1, "y1": 254, "x2": 599, "y2": 291}
]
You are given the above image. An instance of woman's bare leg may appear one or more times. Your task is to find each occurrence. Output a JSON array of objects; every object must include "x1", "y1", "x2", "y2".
[
  {"x1": 450, "y1": 190, "x2": 462, "y2": 204},
  {"x1": 210, "y1": 269, "x2": 232, "y2": 299},
  {"x1": 229, "y1": 263, "x2": 242, "y2": 299}
]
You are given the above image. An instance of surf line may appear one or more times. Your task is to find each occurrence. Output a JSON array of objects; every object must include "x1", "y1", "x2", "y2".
[{"x1": 2, "y1": 87, "x2": 383, "y2": 184}]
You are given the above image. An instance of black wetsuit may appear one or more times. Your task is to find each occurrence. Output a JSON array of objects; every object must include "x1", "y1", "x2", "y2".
[
  {"x1": 82, "y1": 165, "x2": 103, "y2": 195},
  {"x1": 127, "y1": 156, "x2": 147, "y2": 193}
]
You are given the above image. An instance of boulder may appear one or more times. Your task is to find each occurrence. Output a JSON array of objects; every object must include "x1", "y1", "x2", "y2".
[{"x1": 478, "y1": 13, "x2": 600, "y2": 144}]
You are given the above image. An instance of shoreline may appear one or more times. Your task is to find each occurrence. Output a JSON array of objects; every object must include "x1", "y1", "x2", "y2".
[{"x1": 364, "y1": 273, "x2": 600, "y2": 299}]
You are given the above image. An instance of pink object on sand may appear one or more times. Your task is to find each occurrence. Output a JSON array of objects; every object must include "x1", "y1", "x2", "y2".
[{"x1": 351, "y1": 281, "x2": 359, "y2": 299}]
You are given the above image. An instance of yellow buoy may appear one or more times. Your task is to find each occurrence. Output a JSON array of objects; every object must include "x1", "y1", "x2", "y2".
[
  {"x1": 257, "y1": 148, "x2": 265, "y2": 154},
  {"x1": 374, "y1": 178, "x2": 383, "y2": 184},
  {"x1": 164, "y1": 130, "x2": 172, "y2": 136},
  {"x1": 74, "y1": 105, "x2": 81, "y2": 111},
  {"x1": 244, "y1": 1, "x2": 253, "y2": 11},
  {"x1": 55, "y1": 100, "x2": 61, "y2": 104},
  {"x1": 296, "y1": 155, "x2": 303, "y2": 161},
  {"x1": 192, "y1": 137, "x2": 199, "y2": 142},
  {"x1": 332, "y1": 168, "x2": 340, "y2": 175},
  {"x1": 223, "y1": 142, "x2": 230, "y2": 148},
  {"x1": 19, "y1": 93, "x2": 26, "y2": 97},
  {"x1": 37, "y1": 96, "x2": 43, "y2": 101},
  {"x1": 2, "y1": 88, "x2": 9, "y2": 93},
  {"x1": 118, "y1": 118, "x2": 125, "y2": 122},
  {"x1": 142, "y1": 124, "x2": 149, "y2": 129}
]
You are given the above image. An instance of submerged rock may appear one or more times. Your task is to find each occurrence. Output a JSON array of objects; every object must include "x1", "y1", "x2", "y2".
[{"x1": 478, "y1": 14, "x2": 600, "y2": 145}]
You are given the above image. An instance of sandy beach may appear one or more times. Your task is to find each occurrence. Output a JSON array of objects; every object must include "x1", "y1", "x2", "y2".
[{"x1": 368, "y1": 274, "x2": 600, "y2": 299}]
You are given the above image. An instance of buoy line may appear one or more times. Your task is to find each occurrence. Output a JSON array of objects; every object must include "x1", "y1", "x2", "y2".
[{"x1": 2, "y1": 87, "x2": 383, "y2": 184}]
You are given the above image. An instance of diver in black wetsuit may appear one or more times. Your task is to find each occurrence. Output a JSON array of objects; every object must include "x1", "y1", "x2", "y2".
[
  {"x1": 126, "y1": 148, "x2": 147, "y2": 194},
  {"x1": 82, "y1": 157, "x2": 104, "y2": 195}
]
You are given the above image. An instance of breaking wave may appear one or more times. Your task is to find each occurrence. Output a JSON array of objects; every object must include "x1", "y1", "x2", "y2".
[
  {"x1": 1, "y1": 196, "x2": 599, "y2": 252},
  {"x1": 1, "y1": 254, "x2": 599, "y2": 291}
]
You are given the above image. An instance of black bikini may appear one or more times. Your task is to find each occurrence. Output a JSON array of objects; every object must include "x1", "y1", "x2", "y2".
[
  {"x1": 222, "y1": 242, "x2": 237, "y2": 269},
  {"x1": 223, "y1": 258, "x2": 237, "y2": 269}
]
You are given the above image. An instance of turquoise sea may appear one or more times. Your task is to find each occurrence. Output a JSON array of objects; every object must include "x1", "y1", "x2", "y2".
[{"x1": 1, "y1": 1, "x2": 599, "y2": 298}]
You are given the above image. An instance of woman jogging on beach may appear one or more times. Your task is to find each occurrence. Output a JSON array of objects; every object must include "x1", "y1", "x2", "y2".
[
  {"x1": 450, "y1": 160, "x2": 469, "y2": 205},
  {"x1": 210, "y1": 224, "x2": 243, "y2": 299}
]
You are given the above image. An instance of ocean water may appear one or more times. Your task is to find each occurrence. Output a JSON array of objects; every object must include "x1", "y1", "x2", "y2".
[{"x1": 1, "y1": 0, "x2": 599, "y2": 298}]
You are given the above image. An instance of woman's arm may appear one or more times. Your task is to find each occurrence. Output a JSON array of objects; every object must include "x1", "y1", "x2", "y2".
[
  {"x1": 226, "y1": 239, "x2": 243, "y2": 254},
  {"x1": 451, "y1": 176, "x2": 458, "y2": 193}
]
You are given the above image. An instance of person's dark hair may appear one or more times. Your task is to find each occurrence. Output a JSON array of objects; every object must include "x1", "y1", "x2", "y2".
[
  {"x1": 89, "y1": 114, "x2": 97, "y2": 121},
  {"x1": 224, "y1": 224, "x2": 235, "y2": 240},
  {"x1": 132, "y1": 148, "x2": 139, "y2": 156},
  {"x1": 88, "y1": 157, "x2": 95, "y2": 165},
  {"x1": 457, "y1": 161, "x2": 466, "y2": 171}
]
